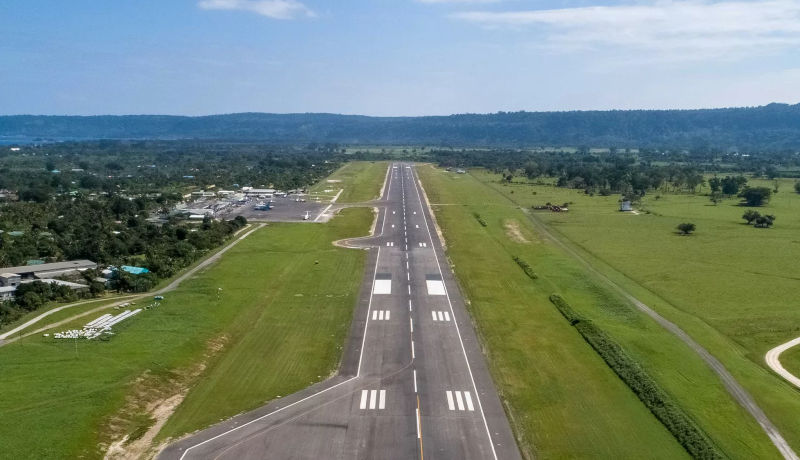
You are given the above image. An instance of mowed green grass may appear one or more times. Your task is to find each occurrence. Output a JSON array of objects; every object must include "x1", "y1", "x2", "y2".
[
  {"x1": 418, "y1": 165, "x2": 783, "y2": 459},
  {"x1": 158, "y1": 208, "x2": 371, "y2": 438},
  {"x1": 467, "y1": 169, "x2": 800, "y2": 454},
  {"x1": 0, "y1": 208, "x2": 372, "y2": 459},
  {"x1": 310, "y1": 161, "x2": 388, "y2": 203}
]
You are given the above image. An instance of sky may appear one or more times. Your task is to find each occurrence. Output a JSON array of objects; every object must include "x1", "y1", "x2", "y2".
[{"x1": 1, "y1": 0, "x2": 799, "y2": 116}]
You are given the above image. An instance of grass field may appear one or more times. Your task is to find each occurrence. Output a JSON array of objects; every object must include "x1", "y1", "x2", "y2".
[
  {"x1": 0, "y1": 161, "x2": 387, "y2": 459},
  {"x1": 470, "y1": 170, "x2": 800, "y2": 450},
  {"x1": 310, "y1": 160, "x2": 388, "y2": 203},
  {"x1": 418, "y1": 165, "x2": 785, "y2": 459}
]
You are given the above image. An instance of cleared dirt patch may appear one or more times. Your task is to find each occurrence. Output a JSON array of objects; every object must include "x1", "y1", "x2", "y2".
[
  {"x1": 102, "y1": 336, "x2": 228, "y2": 460},
  {"x1": 504, "y1": 219, "x2": 530, "y2": 244}
]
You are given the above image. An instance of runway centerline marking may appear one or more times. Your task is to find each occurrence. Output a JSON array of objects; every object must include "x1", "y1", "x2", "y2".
[
  {"x1": 408, "y1": 165, "x2": 499, "y2": 459},
  {"x1": 176, "y1": 163, "x2": 397, "y2": 460}
]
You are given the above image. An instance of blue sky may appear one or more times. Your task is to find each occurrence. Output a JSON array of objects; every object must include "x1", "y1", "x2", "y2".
[{"x1": 1, "y1": 0, "x2": 799, "y2": 115}]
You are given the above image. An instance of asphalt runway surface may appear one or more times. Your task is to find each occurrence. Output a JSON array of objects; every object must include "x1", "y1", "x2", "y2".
[{"x1": 160, "y1": 163, "x2": 521, "y2": 460}]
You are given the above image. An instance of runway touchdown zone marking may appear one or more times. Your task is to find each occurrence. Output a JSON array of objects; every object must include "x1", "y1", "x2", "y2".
[
  {"x1": 446, "y1": 391, "x2": 475, "y2": 411},
  {"x1": 431, "y1": 311, "x2": 451, "y2": 322},
  {"x1": 371, "y1": 310, "x2": 391, "y2": 321},
  {"x1": 359, "y1": 389, "x2": 387, "y2": 410}
]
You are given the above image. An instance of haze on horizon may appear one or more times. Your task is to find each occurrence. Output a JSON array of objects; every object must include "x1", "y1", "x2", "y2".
[{"x1": 1, "y1": 0, "x2": 799, "y2": 117}]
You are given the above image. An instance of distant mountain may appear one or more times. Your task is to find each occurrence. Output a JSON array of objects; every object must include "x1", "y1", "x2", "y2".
[{"x1": 2, "y1": 104, "x2": 800, "y2": 150}]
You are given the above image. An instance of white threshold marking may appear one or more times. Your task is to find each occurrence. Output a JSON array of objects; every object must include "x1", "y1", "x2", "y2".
[
  {"x1": 370, "y1": 390, "x2": 377, "y2": 409},
  {"x1": 446, "y1": 391, "x2": 455, "y2": 411},
  {"x1": 379, "y1": 389, "x2": 386, "y2": 409},
  {"x1": 456, "y1": 391, "x2": 465, "y2": 410},
  {"x1": 360, "y1": 390, "x2": 369, "y2": 409},
  {"x1": 464, "y1": 391, "x2": 474, "y2": 411},
  {"x1": 386, "y1": 242, "x2": 394, "y2": 247},
  {"x1": 415, "y1": 224, "x2": 419, "y2": 228}
]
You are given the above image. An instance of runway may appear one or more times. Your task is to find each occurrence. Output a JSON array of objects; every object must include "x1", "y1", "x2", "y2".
[{"x1": 159, "y1": 163, "x2": 521, "y2": 460}]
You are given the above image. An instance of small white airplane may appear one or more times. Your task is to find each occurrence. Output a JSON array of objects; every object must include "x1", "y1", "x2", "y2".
[{"x1": 303, "y1": 211, "x2": 310, "y2": 220}]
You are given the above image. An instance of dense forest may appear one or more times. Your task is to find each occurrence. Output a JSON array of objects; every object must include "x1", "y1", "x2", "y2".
[{"x1": 3, "y1": 103, "x2": 800, "y2": 150}]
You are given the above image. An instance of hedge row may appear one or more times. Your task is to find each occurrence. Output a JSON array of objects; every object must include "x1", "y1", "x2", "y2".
[
  {"x1": 512, "y1": 256, "x2": 538, "y2": 280},
  {"x1": 548, "y1": 294, "x2": 724, "y2": 460},
  {"x1": 473, "y1": 212, "x2": 488, "y2": 227}
]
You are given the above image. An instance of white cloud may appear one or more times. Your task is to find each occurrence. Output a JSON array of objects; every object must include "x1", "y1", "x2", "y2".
[
  {"x1": 452, "y1": 0, "x2": 800, "y2": 60},
  {"x1": 197, "y1": 0, "x2": 315, "y2": 19},
  {"x1": 418, "y1": 0, "x2": 500, "y2": 3}
]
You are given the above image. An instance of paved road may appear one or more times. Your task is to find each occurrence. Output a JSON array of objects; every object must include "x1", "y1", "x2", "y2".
[
  {"x1": 766, "y1": 337, "x2": 800, "y2": 390},
  {"x1": 159, "y1": 163, "x2": 522, "y2": 460}
]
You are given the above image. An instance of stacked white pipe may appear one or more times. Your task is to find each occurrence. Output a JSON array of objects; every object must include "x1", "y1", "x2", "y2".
[{"x1": 53, "y1": 309, "x2": 142, "y2": 340}]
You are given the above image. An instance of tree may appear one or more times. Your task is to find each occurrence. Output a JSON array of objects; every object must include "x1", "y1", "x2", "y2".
[
  {"x1": 708, "y1": 176, "x2": 722, "y2": 193},
  {"x1": 754, "y1": 215, "x2": 776, "y2": 228},
  {"x1": 795, "y1": 182, "x2": 800, "y2": 194},
  {"x1": 677, "y1": 223, "x2": 696, "y2": 235},
  {"x1": 721, "y1": 176, "x2": 747, "y2": 195},
  {"x1": 742, "y1": 209, "x2": 760, "y2": 224},
  {"x1": 710, "y1": 191, "x2": 723, "y2": 205},
  {"x1": 523, "y1": 162, "x2": 540, "y2": 179},
  {"x1": 738, "y1": 187, "x2": 772, "y2": 206}
]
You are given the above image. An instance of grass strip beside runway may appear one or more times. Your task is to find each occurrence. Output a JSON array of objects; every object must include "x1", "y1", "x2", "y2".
[
  {"x1": 418, "y1": 164, "x2": 780, "y2": 459},
  {"x1": 549, "y1": 295, "x2": 723, "y2": 459}
]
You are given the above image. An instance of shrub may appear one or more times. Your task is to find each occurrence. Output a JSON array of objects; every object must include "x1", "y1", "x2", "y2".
[
  {"x1": 548, "y1": 295, "x2": 723, "y2": 459},
  {"x1": 738, "y1": 186, "x2": 772, "y2": 206},
  {"x1": 677, "y1": 223, "x2": 696, "y2": 235},
  {"x1": 512, "y1": 256, "x2": 538, "y2": 280},
  {"x1": 754, "y1": 214, "x2": 776, "y2": 228},
  {"x1": 742, "y1": 209, "x2": 760, "y2": 224},
  {"x1": 473, "y1": 212, "x2": 487, "y2": 227}
]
